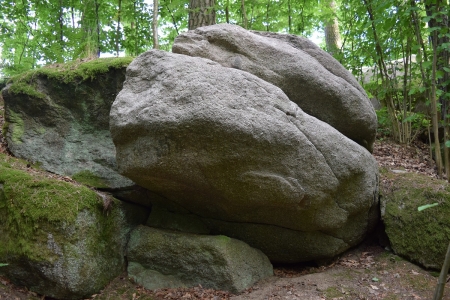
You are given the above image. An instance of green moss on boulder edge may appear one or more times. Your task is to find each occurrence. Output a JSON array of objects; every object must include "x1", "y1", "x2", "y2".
[
  {"x1": 0, "y1": 153, "x2": 135, "y2": 299},
  {"x1": 72, "y1": 170, "x2": 109, "y2": 188},
  {"x1": 2, "y1": 56, "x2": 134, "y2": 190},
  {"x1": 0, "y1": 153, "x2": 104, "y2": 260},
  {"x1": 6, "y1": 57, "x2": 134, "y2": 98}
]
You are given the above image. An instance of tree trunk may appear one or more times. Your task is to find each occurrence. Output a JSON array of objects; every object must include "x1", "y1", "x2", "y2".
[
  {"x1": 431, "y1": 29, "x2": 443, "y2": 177},
  {"x1": 241, "y1": 0, "x2": 248, "y2": 29},
  {"x1": 95, "y1": 0, "x2": 101, "y2": 57},
  {"x1": 324, "y1": 0, "x2": 342, "y2": 58},
  {"x1": 188, "y1": 0, "x2": 215, "y2": 30},
  {"x1": 71, "y1": 6, "x2": 75, "y2": 28},
  {"x1": 153, "y1": 0, "x2": 159, "y2": 49},
  {"x1": 116, "y1": 0, "x2": 122, "y2": 57},
  {"x1": 163, "y1": 0, "x2": 180, "y2": 36},
  {"x1": 225, "y1": 0, "x2": 229, "y2": 23},
  {"x1": 363, "y1": 0, "x2": 400, "y2": 142},
  {"x1": 433, "y1": 241, "x2": 450, "y2": 300},
  {"x1": 426, "y1": 0, "x2": 448, "y2": 178},
  {"x1": 287, "y1": 0, "x2": 291, "y2": 33},
  {"x1": 57, "y1": 0, "x2": 65, "y2": 62},
  {"x1": 59, "y1": 0, "x2": 64, "y2": 43}
]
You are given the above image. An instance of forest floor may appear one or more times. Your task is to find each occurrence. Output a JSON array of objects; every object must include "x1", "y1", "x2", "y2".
[{"x1": 0, "y1": 94, "x2": 449, "y2": 299}]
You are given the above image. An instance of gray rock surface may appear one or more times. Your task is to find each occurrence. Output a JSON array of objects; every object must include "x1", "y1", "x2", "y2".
[
  {"x1": 172, "y1": 24, "x2": 376, "y2": 152},
  {"x1": 127, "y1": 225, "x2": 273, "y2": 292},
  {"x1": 2, "y1": 60, "x2": 133, "y2": 189},
  {"x1": 110, "y1": 50, "x2": 379, "y2": 262}
]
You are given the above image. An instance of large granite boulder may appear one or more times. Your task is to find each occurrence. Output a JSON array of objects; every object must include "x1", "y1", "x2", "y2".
[
  {"x1": 110, "y1": 50, "x2": 379, "y2": 263},
  {"x1": 0, "y1": 153, "x2": 150, "y2": 299},
  {"x1": 127, "y1": 225, "x2": 273, "y2": 292},
  {"x1": 1, "y1": 58, "x2": 134, "y2": 189},
  {"x1": 172, "y1": 24, "x2": 377, "y2": 152},
  {"x1": 381, "y1": 170, "x2": 450, "y2": 270}
]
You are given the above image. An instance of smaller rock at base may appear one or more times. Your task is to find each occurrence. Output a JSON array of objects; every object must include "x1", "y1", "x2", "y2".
[
  {"x1": 127, "y1": 226, "x2": 273, "y2": 293},
  {"x1": 128, "y1": 262, "x2": 186, "y2": 290},
  {"x1": 381, "y1": 171, "x2": 450, "y2": 270}
]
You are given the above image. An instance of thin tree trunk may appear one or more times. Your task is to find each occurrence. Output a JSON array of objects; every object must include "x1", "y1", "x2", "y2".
[
  {"x1": 152, "y1": 0, "x2": 159, "y2": 49},
  {"x1": 241, "y1": 0, "x2": 248, "y2": 29},
  {"x1": 431, "y1": 30, "x2": 443, "y2": 177},
  {"x1": 410, "y1": 0, "x2": 433, "y2": 147},
  {"x1": 288, "y1": 0, "x2": 291, "y2": 33},
  {"x1": 59, "y1": 0, "x2": 64, "y2": 43},
  {"x1": 433, "y1": 241, "x2": 450, "y2": 300},
  {"x1": 116, "y1": 0, "x2": 122, "y2": 57},
  {"x1": 18, "y1": 33, "x2": 30, "y2": 66},
  {"x1": 132, "y1": 1, "x2": 137, "y2": 55},
  {"x1": 95, "y1": 0, "x2": 101, "y2": 57},
  {"x1": 188, "y1": 0, "x2": 215, "y2": 30},
  {"x1": 445, "y1": 124, "x2": 449, "y2": 179},
  {"x1": 401, "y1": 43, "x2": 410, "y2": 144},
  {"x1": 364, "y1": 0, "x2": 400, "y2": 142},
  {"x1": 71, "y1": 6, "x2": 75, "y2": 28},
  {"x1": 58, "y1": 0, "x2": 64, "y2": 62},
  {"x1": 430, "y1": 1, "x2": 449, "y2": 178},
  {"x1": 163, "y1": 0, "x2": 180, "y2": 35},
  {"x1": 225, "y1": 0, "x2": 229, "y2": 23}
]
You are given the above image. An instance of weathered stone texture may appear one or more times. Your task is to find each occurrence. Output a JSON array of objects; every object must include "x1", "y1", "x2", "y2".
[{"x1": 110, "y1": 49, "x2": 379, "y2": 263}]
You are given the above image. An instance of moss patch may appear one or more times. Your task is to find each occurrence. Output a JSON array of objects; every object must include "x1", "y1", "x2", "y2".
[
  {"x1": 72, "y1": 170, "x2": 109, "y2": 189},
  {"x1": 7, "y1": 57, "x2": 133, "y2": 98},
  {"x1": 381, "y1": 171, "x2": 450, "y2": 269},
  {"x1": 6, "y1": 110, "x2": 24, "y2": 143},
  {"x1": 7, "y1": 82, "x2": 46, "y2": 100},
  {"x1": 0, "y1": 153, "x2": 105, "y2": 261},
  {"x1": 324, "y1": 286, "x2": 343, "y2": 298},
  {"x1": 1, "y1": 121, "x2": 8, "y2": 138}
]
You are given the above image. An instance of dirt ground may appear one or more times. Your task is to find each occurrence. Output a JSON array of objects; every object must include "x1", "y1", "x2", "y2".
[{"x1": 1, "y1": 95, "x2": 449, "y2": 300}]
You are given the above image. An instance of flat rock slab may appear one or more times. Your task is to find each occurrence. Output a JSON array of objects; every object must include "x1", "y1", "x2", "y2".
[
  {"x1": 173, "y1": 24, "x2": 377, "y2": 152},
  {"x1": 127, "y1": 226, "x2": 273, "y2": 293},
  {"x1": 111, "y1": 50, "x2": 379, "y2": 263}
]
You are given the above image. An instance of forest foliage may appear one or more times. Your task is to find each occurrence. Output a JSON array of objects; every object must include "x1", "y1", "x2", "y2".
[{"x1": 0, "y1": 0, "x2": 450, "y2": 177}]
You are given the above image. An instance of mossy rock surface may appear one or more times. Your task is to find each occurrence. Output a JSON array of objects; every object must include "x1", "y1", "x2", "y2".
[
  {"x1": 0, "y1": 153, "x2": 149, "y2": 299},
  {"x1": 1, "y1": 57, "x2": 134, "y2": 189},
  {"x1": 381, "y1": 169, "x2": 450, "y2": 270}
]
